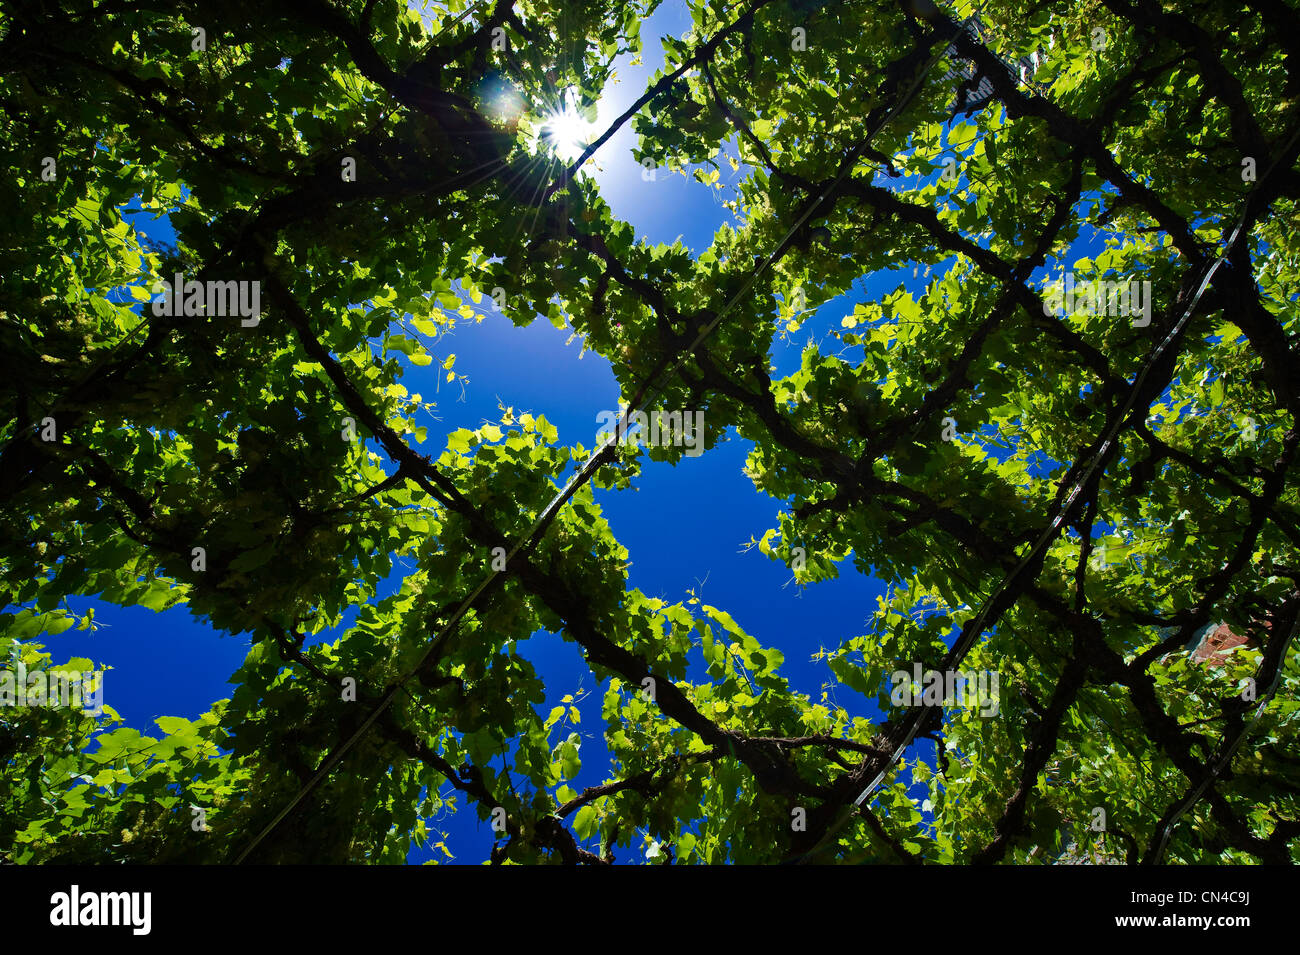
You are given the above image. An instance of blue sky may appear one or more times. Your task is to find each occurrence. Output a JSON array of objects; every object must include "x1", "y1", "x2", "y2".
[{"x1": 32, "y1": 0, "x2": 1133, "y2": 863}]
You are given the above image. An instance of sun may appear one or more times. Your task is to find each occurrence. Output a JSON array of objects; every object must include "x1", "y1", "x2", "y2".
[{"x1": 541, "y1": 97, "x2": 598, "y2": 163}]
